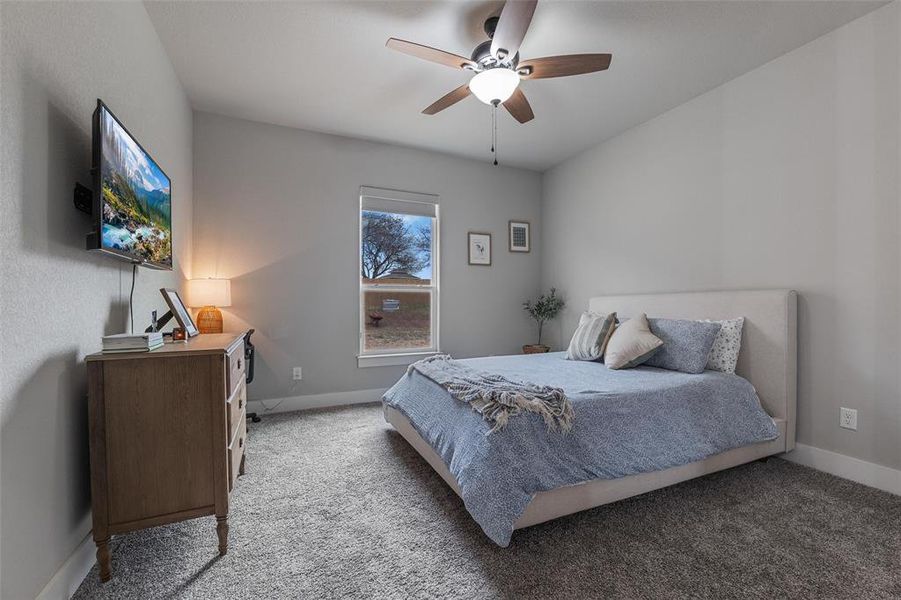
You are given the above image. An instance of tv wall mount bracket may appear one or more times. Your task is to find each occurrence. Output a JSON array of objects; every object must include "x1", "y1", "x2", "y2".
[{"x1": 73, "y1": 182, "x2": 93, "y2": 215}]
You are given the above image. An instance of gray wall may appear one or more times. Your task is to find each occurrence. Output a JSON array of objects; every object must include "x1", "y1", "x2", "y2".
[
  {"x1": 0, "y1": 2, "x2": 193, "y2": 597},
  {"x1": 542, "y1": 3, "x2": 900, "y2": 470},
  {"x1": 193, "y1": 112, "x2": 542, "y2": 401}
]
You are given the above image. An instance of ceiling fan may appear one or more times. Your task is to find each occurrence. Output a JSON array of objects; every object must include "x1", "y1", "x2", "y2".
[{"x1": 385, "y1": 0, "x2": 612, "y2": 126}]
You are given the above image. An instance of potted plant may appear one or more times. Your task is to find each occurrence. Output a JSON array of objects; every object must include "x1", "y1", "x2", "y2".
[{"x1": 522, "y1": 288, "x2": 565, "y2": 354}]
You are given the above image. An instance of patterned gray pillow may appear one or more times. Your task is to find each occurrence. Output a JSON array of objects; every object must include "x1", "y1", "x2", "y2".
[
  {"x1": 565, "y1": 311, "x2": 616, "y2": 361},
  {"x1": 644, "y1": 318, "x2": 721, "y2": 374},
  {"x1": 703, "y1": 317, "x2": 744, "y2": 373}
]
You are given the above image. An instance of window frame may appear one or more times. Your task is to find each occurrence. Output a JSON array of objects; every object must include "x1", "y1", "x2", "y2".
[{"x1": 357, "y1": 187, "x2": 439, "y2": 368}]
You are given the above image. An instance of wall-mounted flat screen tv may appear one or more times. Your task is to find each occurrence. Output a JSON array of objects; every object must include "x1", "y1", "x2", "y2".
[{"x1": 89, "y1": 99, "x2": 172, "y2": 269}]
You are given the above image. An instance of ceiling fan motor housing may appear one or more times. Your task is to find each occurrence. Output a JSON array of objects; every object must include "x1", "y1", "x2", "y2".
[{"x1": 471, "y1": 39, "x2": 519, "y2": 70}]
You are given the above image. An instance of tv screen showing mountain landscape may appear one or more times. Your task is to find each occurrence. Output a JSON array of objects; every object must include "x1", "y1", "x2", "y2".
[{"x1": 99, "y1": 106, "x2": 172, "y2": 267}]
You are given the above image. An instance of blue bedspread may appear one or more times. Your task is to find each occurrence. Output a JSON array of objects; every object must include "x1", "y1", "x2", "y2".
[{"x1": 382, "y1": 352, "x2": 778, "y2": 547}]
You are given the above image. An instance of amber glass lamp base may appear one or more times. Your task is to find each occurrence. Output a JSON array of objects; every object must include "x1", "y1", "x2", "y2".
[{"x1": 196, "y1": 306, "x2": 223, "y2": 334}]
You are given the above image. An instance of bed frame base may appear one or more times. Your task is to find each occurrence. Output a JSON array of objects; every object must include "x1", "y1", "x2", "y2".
[{"x1": 384, "y1": 405, "x2": 787, "y2": 531}]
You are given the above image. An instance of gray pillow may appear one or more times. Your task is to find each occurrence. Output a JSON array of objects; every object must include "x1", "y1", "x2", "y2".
[{"x1": 644, "y1": 318, "x2": 721, "y2": 374}]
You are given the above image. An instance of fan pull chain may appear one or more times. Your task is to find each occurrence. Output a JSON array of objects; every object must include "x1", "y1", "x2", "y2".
[
  {"x1": 490, "y1": 104, "x2": 495, "y2": 153},
  {"x1": 492, "y1": 103, "x2": 499, "y2": 166}
]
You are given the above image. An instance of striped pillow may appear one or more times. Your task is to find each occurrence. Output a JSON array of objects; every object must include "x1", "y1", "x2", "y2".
[{"x1": 565, "y1": 311, "x2": 617, "y2": 361}]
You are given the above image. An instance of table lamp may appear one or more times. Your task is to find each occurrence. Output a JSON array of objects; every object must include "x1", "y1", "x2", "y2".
[{"x1": 187, "y1": 278, "x2": 231, "y2": 334}]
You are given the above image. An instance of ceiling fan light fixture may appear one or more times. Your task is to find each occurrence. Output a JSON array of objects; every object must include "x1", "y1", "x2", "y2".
[{"x1": 469, "y1": 68, "x2": 520, "y2": 105}]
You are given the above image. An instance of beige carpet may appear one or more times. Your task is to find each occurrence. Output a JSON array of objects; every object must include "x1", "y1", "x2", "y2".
[{"x1": 73, "y1": 403, "x2": 901, "y2": 599}]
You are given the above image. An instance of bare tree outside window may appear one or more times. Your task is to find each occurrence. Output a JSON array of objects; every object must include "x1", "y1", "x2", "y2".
[{"x1": 361, "y1": 211, "x2": 431, "y2": 280}]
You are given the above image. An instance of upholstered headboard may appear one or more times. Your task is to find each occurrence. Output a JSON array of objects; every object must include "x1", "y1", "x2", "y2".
[{"x1": 588, "y1": 289, "x2": 797, "y2": 450}]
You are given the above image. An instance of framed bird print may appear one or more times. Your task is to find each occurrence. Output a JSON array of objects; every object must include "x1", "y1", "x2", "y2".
[{"x1": 468, "y1": 232, "x2": 492, "y2": 266}]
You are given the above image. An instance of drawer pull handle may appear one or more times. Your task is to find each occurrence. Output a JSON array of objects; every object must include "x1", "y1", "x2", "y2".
[
  {"x1": 238, "y1": 398, "x2": 243, "y2": 409},
  {"x1": 239, "y1": 437, "x2": 244, "y2": 448},
  {"x1": 236, "y1": 359, "x2": 242, "y2": 370}
]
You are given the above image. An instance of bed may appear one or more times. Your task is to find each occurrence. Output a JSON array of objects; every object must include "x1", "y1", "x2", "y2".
[{"x1": 383, "y1": 289, "x2": 797, "y2": 546}]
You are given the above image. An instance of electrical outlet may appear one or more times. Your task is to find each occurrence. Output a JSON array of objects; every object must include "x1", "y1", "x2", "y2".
[
  {"x1": 292, "y1": 367, "x2": 303, "y2": 381},
  {"x1": 840, "y1": 407, "x2": 857, "y2": 430}
]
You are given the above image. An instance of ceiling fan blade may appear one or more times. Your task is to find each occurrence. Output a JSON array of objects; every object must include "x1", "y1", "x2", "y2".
[
  {"x1": 386, "y1": 38, "x2": 476, "y2": 70},
  {"x1": 490, "y1": 0, "x2": 538, "y2": 62},
  {"x1": 517, "y1": 54, "x2": 612, "y2": 79},
  {"x1": 503, "y1": 88, "x2": 534, "y2": 124},
  {"x1": 422, "y1": 85, "x2": 472, "y2": 115}
]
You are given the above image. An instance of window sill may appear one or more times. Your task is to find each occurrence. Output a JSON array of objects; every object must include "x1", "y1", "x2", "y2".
[{"x1": 357, "y1": 351, "x2": 437, "y2": 368}]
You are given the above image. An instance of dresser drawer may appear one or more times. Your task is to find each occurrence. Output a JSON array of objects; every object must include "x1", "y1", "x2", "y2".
[
  {"x1": 226, "y1": 341, "x2": 245, "y2": 398},
  {"x1": 227, "y1": 381, "x2": 247, "y2": 442},
  {"x1": 228, "y1": 414, "x2": 246, "y2": 491}
]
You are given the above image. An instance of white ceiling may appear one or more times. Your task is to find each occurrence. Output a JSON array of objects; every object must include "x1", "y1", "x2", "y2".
[{"x1": 145, "y1": 1, "x2": 885, "y2": 171}]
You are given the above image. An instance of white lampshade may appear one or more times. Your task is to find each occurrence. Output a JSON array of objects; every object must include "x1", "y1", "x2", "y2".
[
  {"x1": 187, "y1": 278, "x2": 231, "y2": 308},
  {"x1": 469, "y1": 68, "x2": 520, "y2": 105}
]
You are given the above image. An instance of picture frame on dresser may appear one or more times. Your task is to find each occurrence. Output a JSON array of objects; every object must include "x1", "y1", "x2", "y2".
[{"x1": 160, "y1": 287, "x2": 199, "y2": 337}]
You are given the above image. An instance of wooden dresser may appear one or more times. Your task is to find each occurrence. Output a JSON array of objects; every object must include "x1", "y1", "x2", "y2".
[{"x1": 86, "y1": 332, "x2": 249, "y2": 582}]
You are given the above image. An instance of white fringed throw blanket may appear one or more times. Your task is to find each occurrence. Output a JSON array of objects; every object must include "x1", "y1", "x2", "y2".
[{"x1": 408, "y1": 354, "x2": 573, "y2": 434}]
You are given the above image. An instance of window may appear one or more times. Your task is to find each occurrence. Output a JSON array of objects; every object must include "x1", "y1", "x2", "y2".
[{"x1": 358, "y1": 187, "x2": 439, "y2": 367}]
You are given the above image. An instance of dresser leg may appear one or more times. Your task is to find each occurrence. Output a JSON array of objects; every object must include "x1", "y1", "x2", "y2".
[
  {"x1": 216, "y1": 516, "x2": 229, "y2": 555},
  {"x1": 95, "y1": 538, "x2": 112, "y2": 582},
  {"x1": 239, "y1": 453, "x2": 246, "y2": 476}
]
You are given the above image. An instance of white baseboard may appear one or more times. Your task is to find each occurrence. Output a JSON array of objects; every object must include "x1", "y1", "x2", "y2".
[
  {"x1": 247, "y1": 387, "x2": 386, "y2": 415},
  {"x1": 783, "y1": 443, "x2": 901, "y2": 496},
  {"x1": 36, "y1": 532, "x2": 95, "y2": 600}
]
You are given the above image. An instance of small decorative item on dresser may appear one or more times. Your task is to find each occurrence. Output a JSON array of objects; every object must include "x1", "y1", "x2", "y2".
[
  {"x1": 187, "y1": 278, "x2": 232, "y2": 334},
  {"x1": 171, "y1": 326, "x2": 187, "y2": 341},
  {"x1": 468, "y1": 232, "x2": 491, "y2": 265},
  {"x1": 509, "y1": 220, "x2": 530, "y2": 252},
  {"x1": 522, "y1": 288, "x2": 565, "y2": 354}
]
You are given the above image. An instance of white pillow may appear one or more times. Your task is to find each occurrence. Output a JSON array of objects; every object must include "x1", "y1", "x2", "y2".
[
  {"x1": 565, "y1": 311, "x2": 616, "y2": 361},
  {"x1": 604, "y1": 313, "x2": 663, "y2": 370},
  {"x1": 703, "y1": 317, "x2": 744, "y2": 373}
]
